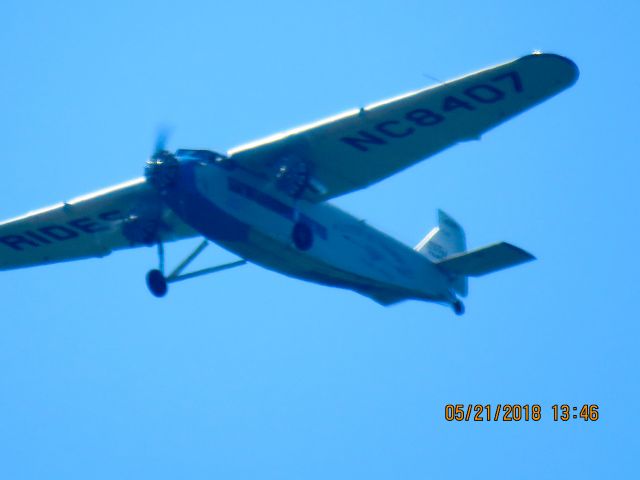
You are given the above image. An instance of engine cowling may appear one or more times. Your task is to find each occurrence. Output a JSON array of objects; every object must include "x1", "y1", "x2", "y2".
[
  {"x1": 122, "y1": 215, "x2": 160, "y2": 245},
  {"x1": 274, "y1": 156, "x2": 310, "y2": 198},
  {"x1": 145, "y1": 151, "x2": 180, "y2": 191}
]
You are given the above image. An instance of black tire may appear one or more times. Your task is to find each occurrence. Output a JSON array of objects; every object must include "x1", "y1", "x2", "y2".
[
  {"x1": 146, "y1": 269, "x2": 168, "y2": 297},
  {"x1": 292, "y1": 222, "x2": 313, "y2": 251},
  {"x1": 453, "y1": 300, "x2": 465, "y2": 316}
]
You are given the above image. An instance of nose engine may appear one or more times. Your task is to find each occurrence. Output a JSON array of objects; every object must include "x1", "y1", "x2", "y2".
[{"x1": 145, "y1": 150, "x2": 180, "y2": 191}]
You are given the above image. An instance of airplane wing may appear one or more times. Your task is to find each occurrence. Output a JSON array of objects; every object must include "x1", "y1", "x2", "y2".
[
  {"x1": 0, "y1": 178, "x2": 196, "y2": 271},
  {"x1": 228, "y1": 52, "x2": 578, "y2": 201}
]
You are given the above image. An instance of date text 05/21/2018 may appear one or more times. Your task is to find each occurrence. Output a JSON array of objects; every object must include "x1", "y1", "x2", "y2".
[{"x1": 444, "y1": 404, "x2": 600, "y2": 422}]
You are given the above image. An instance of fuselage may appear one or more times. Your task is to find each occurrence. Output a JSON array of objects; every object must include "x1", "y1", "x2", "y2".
[{"x1": 158, "y1": 152, "x2": 455, "y2": 305}]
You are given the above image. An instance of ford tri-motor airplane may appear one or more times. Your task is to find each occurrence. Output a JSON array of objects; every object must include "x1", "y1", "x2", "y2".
[{"x1": 0, "y1": 53, "x2": 578, "y2": 314}]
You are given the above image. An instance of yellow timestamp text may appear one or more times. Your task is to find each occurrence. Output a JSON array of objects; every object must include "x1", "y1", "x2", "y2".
[{"x1": 444, "y1": 404, "x2": 600, "y2": 422}]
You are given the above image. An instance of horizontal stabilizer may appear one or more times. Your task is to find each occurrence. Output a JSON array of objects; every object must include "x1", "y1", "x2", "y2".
[{"x1": 436, "y1": 242, "x2": 535, "y2": 277}]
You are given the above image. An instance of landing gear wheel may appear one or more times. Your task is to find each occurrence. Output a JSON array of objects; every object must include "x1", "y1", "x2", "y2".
[
  {"x1": 292, "y1": 222, "x2": 314, "y2": 251},
  {"x1": 146, "y1": 269, "x2": 168, "y2": 297},
  {"x1": 452, "y1": 300, "x2": 465, "y2": 316}
]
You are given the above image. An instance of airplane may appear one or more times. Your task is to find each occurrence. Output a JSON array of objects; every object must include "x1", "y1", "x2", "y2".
[{"x1": 0, "y1": 52, "x2": 578, "y2": 315}]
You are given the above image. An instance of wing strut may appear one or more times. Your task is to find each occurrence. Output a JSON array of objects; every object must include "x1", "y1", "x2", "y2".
[{"x1": 146, "y1": 239, "x2": 246, "y2": 297}]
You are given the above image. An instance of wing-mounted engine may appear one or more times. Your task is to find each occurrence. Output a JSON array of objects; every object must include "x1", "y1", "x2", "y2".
[
  {"x1": 267, "y1": 154, "x2": 327, "y2": 199},
  {"x1": 121, "y1": 206, "x2": 164, "y2": 246},
  {"x1": 274, "y1": 154, "x2": 311, "y2": 198},
  {"x1": 228, "y1": 133, "x2": 327, "y2": 200}
]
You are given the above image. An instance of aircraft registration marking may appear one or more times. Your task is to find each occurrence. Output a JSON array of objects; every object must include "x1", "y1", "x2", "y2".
[{"x1": 340, "y1": 71, "x2": 523, "y2": 152}]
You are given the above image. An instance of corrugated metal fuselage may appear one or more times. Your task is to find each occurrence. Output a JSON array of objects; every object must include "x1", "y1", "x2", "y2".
[{"x1": 161, "y1": 157, "x2": 454, "y2": 305}]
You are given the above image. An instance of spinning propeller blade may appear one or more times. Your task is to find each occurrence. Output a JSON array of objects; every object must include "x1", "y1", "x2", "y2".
[{"x1": 152, "y1": 127, "x2": 171, "y2": 158}]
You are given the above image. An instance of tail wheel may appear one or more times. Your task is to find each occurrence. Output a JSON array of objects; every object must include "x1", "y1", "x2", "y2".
[
  {"x1": 452, "y1": 300, "x2": 465, "y2": 316},
  {"x1": 292, "y1": 222, "x2": 313, "y2": 251},
  {"x1": 146, "y1": 269, "x2": 168, "y2": 297}
]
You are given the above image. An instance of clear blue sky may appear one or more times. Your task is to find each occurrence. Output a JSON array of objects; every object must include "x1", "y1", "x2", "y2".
[{"x1": 0, "y1": 1, "x2": 637, "y2": 478}]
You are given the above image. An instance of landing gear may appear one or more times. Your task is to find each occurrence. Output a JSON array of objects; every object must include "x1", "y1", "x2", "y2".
[
  {"x1": 292, "y1": 222, "x2": 313, "y2": 251},
  {"x1": 146, "y1": 269, "x2": 168, "y2": 297},
  {"x1": 452, "y1": 300, "x2": 465, "y2": 316},
  {"x1": 145, "y1": 239, "x2": 247, "y2": 297}
]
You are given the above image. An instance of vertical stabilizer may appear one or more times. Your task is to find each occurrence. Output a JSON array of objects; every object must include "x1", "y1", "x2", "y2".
[
  {"x1": 415, "y1": 210, "x2": 466, "y2": 261},
  {"x1": 415, "y1": 210, "x2": 468, "y2": 296}
]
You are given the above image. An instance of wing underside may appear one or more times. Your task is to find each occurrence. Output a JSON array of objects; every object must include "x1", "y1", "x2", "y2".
[
  {"x1": 0, "y1": 178, "x2": 196, "y2": 271},
  {"x1": 229, "y1": 53, "x2": 579, "y2": 201}
]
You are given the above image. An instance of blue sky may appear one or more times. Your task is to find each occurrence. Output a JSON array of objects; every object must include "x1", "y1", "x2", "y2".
[{"x1": 0, "y1": 1, "x2": 637, "y2": 478}]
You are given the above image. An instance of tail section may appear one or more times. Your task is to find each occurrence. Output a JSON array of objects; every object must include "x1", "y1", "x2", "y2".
[
  {"x1": 415, "y1": 210, "x2": 535, "y2": 299},
  {"x1": 415, "y1": 210, "x2": 468, "y2": 295},
  {"x1": 415, "y1": 210, "x2": 466, "y2": 261},
  {"x1": 436, "y1": 242, "x2": 535, "y2": 277}
]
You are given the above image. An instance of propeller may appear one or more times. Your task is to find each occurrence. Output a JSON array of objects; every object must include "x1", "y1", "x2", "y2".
[
  {"x1": 151, "y1": 126, "x2": 171, "y2": 159},
  {"x1": 146, "y1": 126, "x2": 179, "y2": 190}
]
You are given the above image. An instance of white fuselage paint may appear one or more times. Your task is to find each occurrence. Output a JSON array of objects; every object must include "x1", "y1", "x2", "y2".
[{"x1": 189, "y1": 160, "x2": 454, "y2": 305}]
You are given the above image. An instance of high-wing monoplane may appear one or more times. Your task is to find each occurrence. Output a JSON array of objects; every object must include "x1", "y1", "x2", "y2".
[{"x1": 0, "y1": 53, "x2": 578, "y2": 314}]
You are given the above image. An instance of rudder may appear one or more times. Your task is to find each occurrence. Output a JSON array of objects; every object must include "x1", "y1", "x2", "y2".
[{"x1": 415, "y1": 210, "x2": 468, "y2": 296}]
